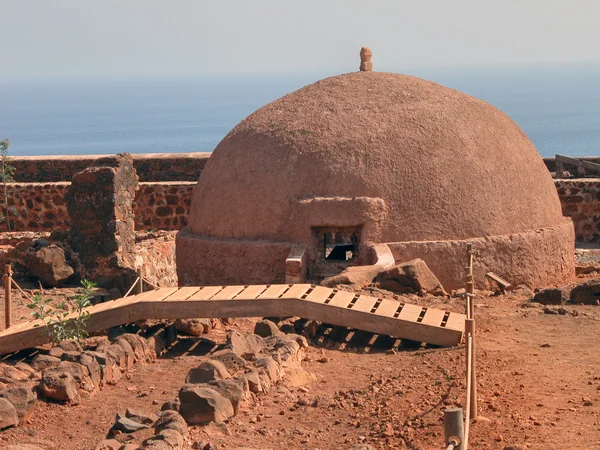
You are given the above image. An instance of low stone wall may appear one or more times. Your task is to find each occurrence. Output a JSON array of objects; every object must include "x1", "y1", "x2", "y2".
[
  {"x1": 4, "y1": 166, "x2": 600, "y2": 245},
  {"x1": 0, "y1": 182, "x2": 196, "y2": 233},
  {"x1": 10, "y1": 152, "x2": 210, "y2": 182},
  {"x1": 555, "y1": 179, "x2": 600, "y2": 242},
  {"x1": 388, "y1": 220, "x2": 575, "y2": 290}
]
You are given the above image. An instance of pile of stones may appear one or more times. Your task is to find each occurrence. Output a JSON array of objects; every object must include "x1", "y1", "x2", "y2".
[{"x1": 91, "y1": 320, "x2": 317, "y2": 450}]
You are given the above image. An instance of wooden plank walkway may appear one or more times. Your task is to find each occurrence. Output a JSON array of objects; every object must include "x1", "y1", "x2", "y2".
[{"x1": 0, "y1": 284, "x2": 465, "y2": 354}]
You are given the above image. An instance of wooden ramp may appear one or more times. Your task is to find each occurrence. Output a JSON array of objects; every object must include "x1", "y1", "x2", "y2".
[{"x1": 0, "y1": 284, "x2": 465, "y2": 354}]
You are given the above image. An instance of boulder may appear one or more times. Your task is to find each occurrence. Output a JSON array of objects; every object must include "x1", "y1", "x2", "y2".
[
  {"x1": 62, "y1": 352, "x2": 102, "y2": 389},
  {"x1": 57, "y1": 340, "x2": 83, "y2": 352},
  {"x1": 570, "y1": 279, "x2": 600, "y2": 305},
  {"x1": 116, "y1": 334, "x2": 151, "y2": 362},
  {"x1": 55, "y1": 361, "x2": 94, "y2": 392},
  {"x1": 178, "y1": 385, "x2": 234, "y2": 425},
  {"x1": 374, "y1": 258, "x2": 443, "y2": 294},
  {"x1": 253, "y1": 320, "x2": 281, "y2": 338},
  {"x1": 112, "y1": 338, "x2": 135, "y2": 368},
  {"x1": 86, "y1": 351, "x2": 120, "y2": 385},
  {"x1": 253, "y1": 356, "x2": 281, "y2": 383},
  {"x1": 0, "y1": 387, "x2": 37, "y2": 422},
  {"x1": 532, "y1": 287, "x2": 569, "y2": 305},
  {"x1": 39, "y1": 369, "x2": 80, "y2": 404},
  {"x1": 209, "y1": 350, "x2": 249, "y2": 375},
  {"x1": 226, "y1": 331, "x2": 266, "y2": 360},
  {"x1": 242, "y1": 371, "x2": 262, "y2": 394},
  {"x1": 185, "y1": 361, "x2": 231, "y2": 384},
  {"x1": 142, "y1": 429, "x2": 184, "y2": 449},
  {"x1": 161, "y1": 398, "x2": 181, "y2": 412},
  {"x1": 175, "y1": 318, "x2": 212, "y2": 336},
  {"x1": 154, "y1": 410, "x2": 188, "y2": 438},
  {"x1": 0, "y1": 364, "x2": 29, "y2": 383},
  {"x1": 206, "y1": 379, "x2": 244, "y2": 414},
  {"x1": 23, "y1": 244, "x2": 74, "y2": 287},
  {"x1": 0, "y1": 397, "x2": 18, "y2": 429},
  {"x1": 283, "y1": 364, "x2": 317, "y2": 388}
]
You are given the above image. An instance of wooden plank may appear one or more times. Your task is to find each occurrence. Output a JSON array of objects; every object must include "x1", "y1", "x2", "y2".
[
  {"x1": 350, "y1": 295, "x2": 378, "y2": 313},
  {"x1": 234, "y1": 285, "x2": 268, "y2": 300},
  {"x1": 485, "y1": 272, "x2": 511, "y2": 288},
  {"x1": 327, "y1": 290, "x2": 355, "y2": 308},
  {"x1": 187, "y1": 286, "x2": 224, "y2": 301},
  {"x1": 279, "y1": 284, "x2": 311, "y2": 299},
  {"x1": 257, "y1": 284, "x2": 290, "y2": 299},
  {"x1": 397, "y1": 303, "x2": 423, "y2": 322},
  {"x1": 164, "y1": 287, "x2": 202, "y2": 301},
  {"x1": 139, "y1": 287, "x2": 180, "y2": 303},
  {"x1": 211, "y1": 285, "x2": 246, "y2": 300},
  {"x1": 420, "y1": 308, "x2": 446, "y2": 327},
  {"x1": 444, "y1": 312, "x2": 466, "y2": 332},
  {"x1": 304, "y1": 286, "x2": 333, "y2": 304},
  {"x1": 373, "y1": 298, "x2": 401, "y2": 318}
]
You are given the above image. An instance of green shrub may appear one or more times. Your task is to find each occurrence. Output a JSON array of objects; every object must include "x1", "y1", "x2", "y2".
[{"x1": 27, "y1": 280, "x2": 97, "y2": 345}]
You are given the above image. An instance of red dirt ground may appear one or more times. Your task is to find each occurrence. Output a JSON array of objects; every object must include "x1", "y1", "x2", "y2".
[{"x1": 1, "y1": 280, "x2": 600, "y2": 450}]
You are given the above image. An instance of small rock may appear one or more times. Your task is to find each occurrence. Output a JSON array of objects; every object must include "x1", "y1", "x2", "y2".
[
  {"x1": 176, "y1": 318, "x2": 212, "y2": 336},
  {"x1": 254, "y1": 320, "x2": 281, "y2": 338},
  {"x1": 125, "y1": 407, "x2": 157, "y2": 425},
  {"x1": 532, "y1": 287, "x2": 569, "y2": 305},
  {"x1": 109, "y1": 412, "x2": 150, "y2": 435},
  {"x1": 94, "y1": 439, "x2": 122, "y2": 450}
]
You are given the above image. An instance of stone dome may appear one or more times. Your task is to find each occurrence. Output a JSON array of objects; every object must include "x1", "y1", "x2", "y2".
[
  {"x1": 187, "y1": 72, "x2": 563, "y2": 242},
  {"x1": 177, "y1": 71, "x2": 574, "y2": 289}
]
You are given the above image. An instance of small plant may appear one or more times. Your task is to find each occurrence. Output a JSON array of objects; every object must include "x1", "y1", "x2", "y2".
[
  {"x1": 0, "y1": 139, "x2": 16, "y2": 231},
  {"x1": 27, "y1": 279, "x2": 97, "y2": 345}
]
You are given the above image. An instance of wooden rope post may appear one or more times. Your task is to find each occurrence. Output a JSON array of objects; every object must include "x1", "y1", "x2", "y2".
[
  {"x1": 466, "y1": 318, "x2": 477, "y2": 420},
  {"x1": 136, "y1": 267, "x2": 143, "y2": 295},
  {"x1": 3, "y1": 264, "x2": 12, "y2": 329},
  {"x1": 444, "y1": 408, "x2": 464, "y2": 450},
  {"x1": 466, "y1": 243, "x2": 475, "y2": 319}
]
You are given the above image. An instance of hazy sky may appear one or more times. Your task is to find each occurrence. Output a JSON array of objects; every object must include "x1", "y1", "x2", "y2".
[{"x1": 1, "y1": 0, "x2": 599, "y2": 80}]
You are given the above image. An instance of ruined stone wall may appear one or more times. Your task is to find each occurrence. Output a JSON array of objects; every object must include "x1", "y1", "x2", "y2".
[
  {"x1": 10, "y1": 152, "x2": 209, "y2": 182},
  {"x1": 134, "y1": 182, "x2": 194, "y2": 231},
  {"x1": 6, "y1": 154, "x2": 600, "y2": 244},
  {"x1": 0, "y1": 182, "x2": 195, "y2": 232},
  {"x1": 554, "y1": 179, "x2": 600, "y2": 242}
]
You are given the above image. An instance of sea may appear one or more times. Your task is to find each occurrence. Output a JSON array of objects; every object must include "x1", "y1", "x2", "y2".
[{"x1": 1, "y1": 65, "x2": 599, "y2": 158}]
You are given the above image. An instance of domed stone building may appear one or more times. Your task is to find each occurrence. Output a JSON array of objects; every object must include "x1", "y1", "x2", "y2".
[{"x1": 177, "y1": 61, "x2": 574, "y2": 290}]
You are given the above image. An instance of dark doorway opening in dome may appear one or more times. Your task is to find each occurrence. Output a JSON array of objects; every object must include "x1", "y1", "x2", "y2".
[{"x1": 312, "y1": 226, "x2": 362, "y2": 262}]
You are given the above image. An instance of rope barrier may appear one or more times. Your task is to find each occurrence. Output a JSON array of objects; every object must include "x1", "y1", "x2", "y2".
[
  {"x1": 10, "y1": 278, "x2": 34, "y2": 300},
  {"x1": 123, "y1": 277, "x2": 141, "y2": 297}
]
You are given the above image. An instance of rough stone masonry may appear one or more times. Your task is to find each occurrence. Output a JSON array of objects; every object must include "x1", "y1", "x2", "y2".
[{"x1": 65, "y1": 153, "x2": 139, "y2": 292}]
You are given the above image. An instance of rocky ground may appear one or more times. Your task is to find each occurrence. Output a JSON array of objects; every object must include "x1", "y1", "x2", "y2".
[{"x1": 0, "y1": 257, "x2": 600, "y2": 449}]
